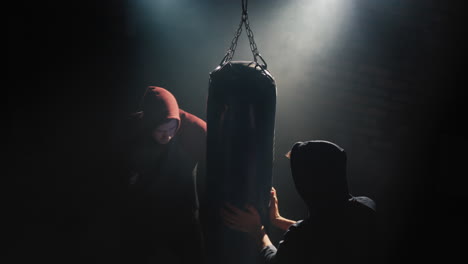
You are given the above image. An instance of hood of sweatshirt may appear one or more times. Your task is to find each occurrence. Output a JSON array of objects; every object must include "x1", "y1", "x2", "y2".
[
  {"x1": 289, "y1": 140, "x2": 350, "y2": 212},
  {"x1": 140, "y1": 86, "x2": 181, "y2": 131}
]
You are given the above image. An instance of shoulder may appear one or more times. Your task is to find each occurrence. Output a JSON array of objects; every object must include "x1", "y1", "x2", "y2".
[
  {"x1": 346, "y1": 196, "x2": 378, "y2": 235},
  {"x1": 119, "y1": 111, "x2": 144, "y2": 130},
  {"x1": 111, "y1": 112, "x2": 143, "y2": 143},
  {"x1": 176, "y1": 109, "x2": 207, "y2": 160},
  {"x1": 123, "y1": 112, "x2": 145, "y2": 137},
  {"x1": 179, "y1": 109, "x2": 207, "y2": 131},
  {"x1": 349, "y1": 196, "x2": 377, "y2": 212}
]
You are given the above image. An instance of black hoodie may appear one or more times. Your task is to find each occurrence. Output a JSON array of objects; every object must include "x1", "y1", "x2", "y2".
[{"x1": 261, "y1": 140, "x2": 377, "y2": 264}]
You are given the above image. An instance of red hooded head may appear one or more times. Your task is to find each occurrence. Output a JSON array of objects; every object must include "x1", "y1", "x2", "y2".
[
  {"x1": 140, "y1": 86, "x2": 181, "y2": 131},
  {"x1": 129, "y1": 85, "x2": 206, "y2": 158}
]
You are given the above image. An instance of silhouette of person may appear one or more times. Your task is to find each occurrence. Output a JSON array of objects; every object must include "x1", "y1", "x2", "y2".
[
  {"x1": 117, "y1": 86, "x2": 206, "y2": 264},
  {"x1": 222, "y1": 140, "x2": 377, "y2": 264}
]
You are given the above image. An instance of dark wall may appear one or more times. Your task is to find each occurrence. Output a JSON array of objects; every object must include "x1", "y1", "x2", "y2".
[{"x1": 10, "y1": 0, "x2": 465, "y2": 263}]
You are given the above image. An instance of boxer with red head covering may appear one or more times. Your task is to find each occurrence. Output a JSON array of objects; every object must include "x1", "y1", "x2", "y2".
[{"x1": 119, "y1": 86, "x2": 206, "y2": 264}]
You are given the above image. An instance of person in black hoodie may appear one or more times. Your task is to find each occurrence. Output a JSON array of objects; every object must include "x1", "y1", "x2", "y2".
[
  {"x1": 117, "y1": 86, "x2": 206, "y2": 264},
  {"x1": 222, "y1": 140, "x2": 377, "y2": 264}
]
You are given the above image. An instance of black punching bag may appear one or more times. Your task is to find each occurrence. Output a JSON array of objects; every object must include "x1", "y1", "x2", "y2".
[
  {"x1": 202, "y1": 2, "x2": 277, "y2": 263},
  {"x1": 204, "y1": 60, "x2": 276, "y2": 264}
]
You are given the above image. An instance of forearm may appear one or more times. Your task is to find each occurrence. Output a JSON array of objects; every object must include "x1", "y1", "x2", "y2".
[
  {"x1": 269, "y1": 187, "x2": 296, "y2": 232},
  {"x1": 273, "y1": 216, "x2": 297, "y2": 232},
  {"x1": 251, "y1": 225, "x2": 274, "y2": 250}
]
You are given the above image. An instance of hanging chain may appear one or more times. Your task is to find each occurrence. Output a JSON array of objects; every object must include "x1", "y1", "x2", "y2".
[
  {"x1": 219, "y1": 0, "x2": 268, "y2": 69},
  {"x1": 219, "y1": 14, "x2": 244, "y2": 66}
]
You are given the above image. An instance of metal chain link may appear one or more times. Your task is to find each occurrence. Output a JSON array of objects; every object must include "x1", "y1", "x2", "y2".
[
  {"x1": 219, "y1": 15, "x2": 244, "y2": 66},
  {"x1": 219, "y1": 0, "x2": 267, "y2": 69}
]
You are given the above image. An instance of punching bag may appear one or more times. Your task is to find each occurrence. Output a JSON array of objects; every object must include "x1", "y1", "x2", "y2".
[{"x1": 202, "y1": 1, "x2": 277, "y2": 263}]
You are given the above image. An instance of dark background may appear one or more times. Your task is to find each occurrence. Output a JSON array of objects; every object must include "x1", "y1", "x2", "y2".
[{"x1": 10, "y1": 0, "x2": 465, "y2": 263}]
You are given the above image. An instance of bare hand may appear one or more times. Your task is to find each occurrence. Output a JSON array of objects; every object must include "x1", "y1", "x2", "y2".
[
  {"x1": 221, "y1": 203, "x2": 262, "y2": 235},
  {"x1": 269, "y1": 187, "x2": 297, "y2": 231},
  {"x1": 269, "y1": 187, "x2": 281, "y2": 222}
]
